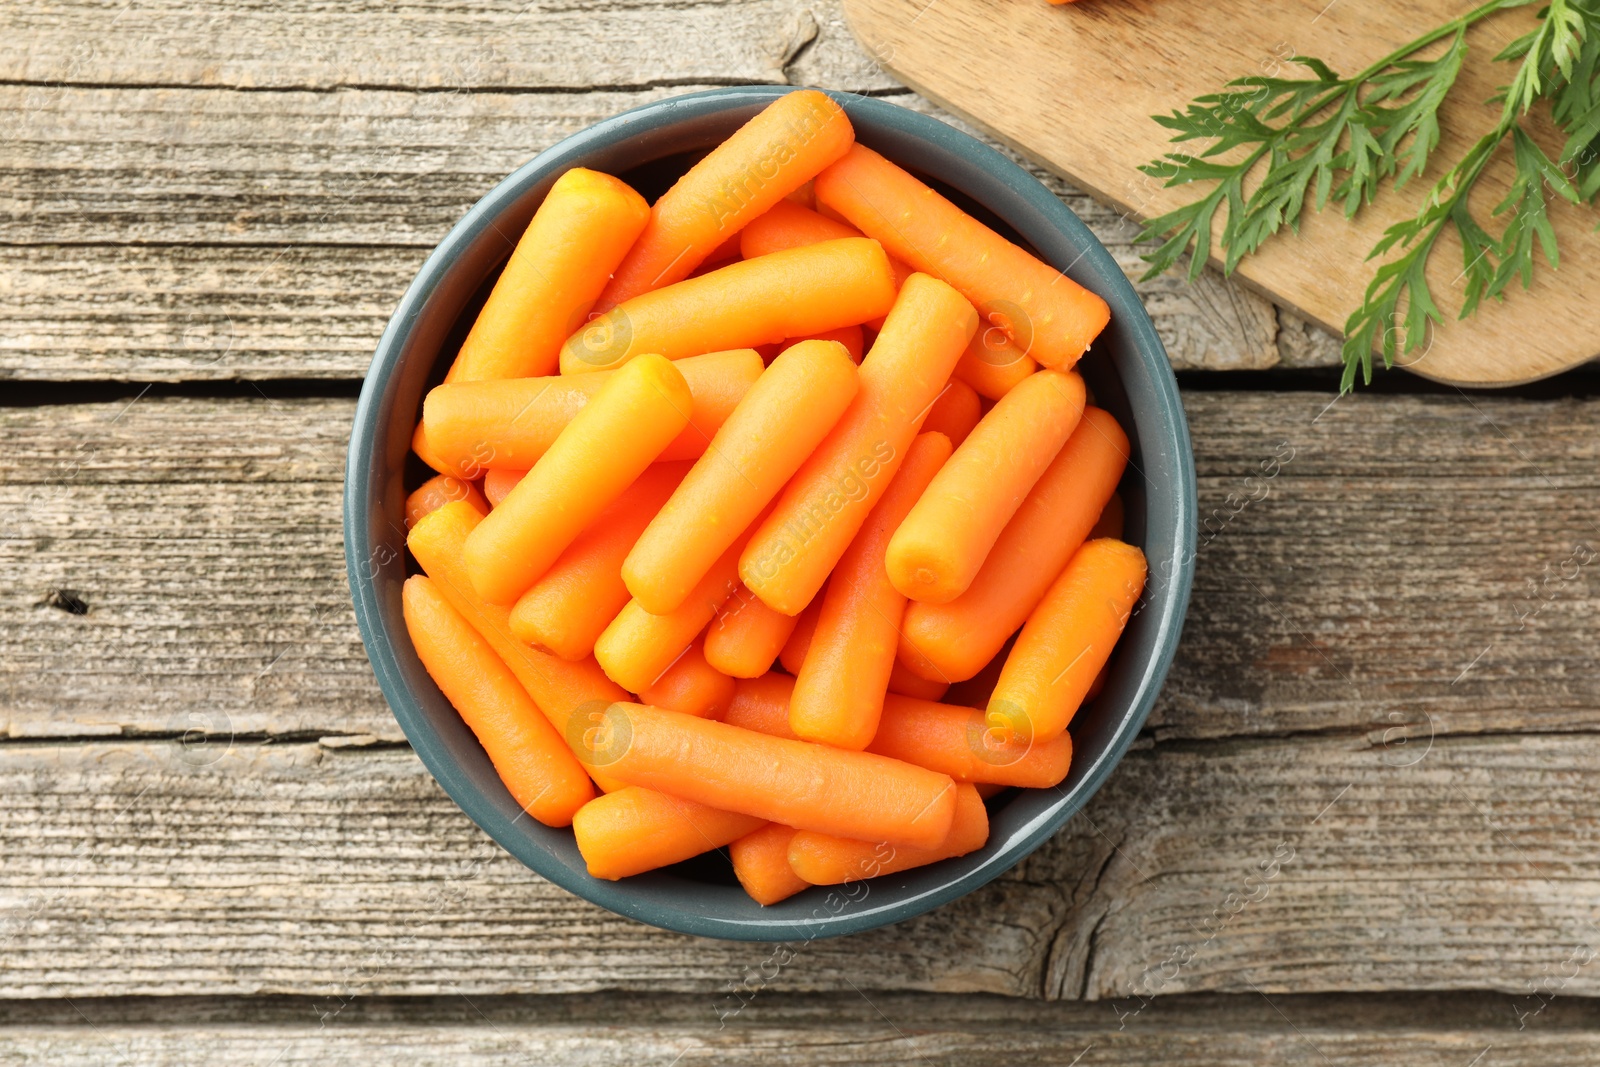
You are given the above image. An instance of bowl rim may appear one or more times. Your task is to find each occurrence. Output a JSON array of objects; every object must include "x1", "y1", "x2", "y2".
[{"x1": 345, "y1": 86, "x2": 1197, "y2": 941}]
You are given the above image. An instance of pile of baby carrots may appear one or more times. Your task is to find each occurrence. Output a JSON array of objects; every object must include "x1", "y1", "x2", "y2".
[{"x1": 400, "y1": 90, "x2": 1146, "y2": 905}]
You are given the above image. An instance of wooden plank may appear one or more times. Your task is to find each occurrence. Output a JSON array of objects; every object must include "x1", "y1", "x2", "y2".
[
  {"x1": 0, "y1": 85, "x2": 1291, "y2": 379},
  {"x1": 3, "y1": 391, "x2": 1595, "y2": 741},
  {"x1": 3, "y1": 0, "x2": 896, "y2": 92},
  {"x1": 4, "y1": 730, "x2": 1600, "y2": 999}
]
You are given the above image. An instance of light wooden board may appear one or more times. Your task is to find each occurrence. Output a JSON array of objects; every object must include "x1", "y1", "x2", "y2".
[
  {"x1": 0, "y1": 85, "x2": 1284, "y2": 379},
  {"x1": 4, "y1": 391, "x2": 1595, "y2": 742},
  {"x1": 5, "y1": 731, "x2": 1600, "y2": 999},
  {"x1": 843, "y1": 0, "x2": 1600, "y2": 386}
]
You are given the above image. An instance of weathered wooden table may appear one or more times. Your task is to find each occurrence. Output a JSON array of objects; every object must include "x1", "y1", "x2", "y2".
[{"x1": 4, "y1": 1, "x2": 1599, "y2": 1061}]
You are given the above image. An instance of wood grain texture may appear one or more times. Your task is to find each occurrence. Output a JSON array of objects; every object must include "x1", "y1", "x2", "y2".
[
  {"x1": 843, "y1": 0, "x2": 1600, "y2": 385},
  {"x1": 4, "y1": 729, "x2": 1600, "y2": 999},
  {"x1": 0, "y1": 84, "x2": 1297, "y2": 379},
  {"x1": 4, "y1": 391, "x2": 1595, "y2": 742}
]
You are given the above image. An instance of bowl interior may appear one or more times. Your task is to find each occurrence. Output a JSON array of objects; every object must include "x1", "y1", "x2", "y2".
[{"x1": 347, "y1": 87, "x2": 1196, "y2": 941}]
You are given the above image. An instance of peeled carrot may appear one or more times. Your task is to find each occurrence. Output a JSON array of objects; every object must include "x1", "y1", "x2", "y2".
[
  {"x1": 420, "y1": 349, "x2": 763, "y2": 478},
  {"x1": 407, "y1": 501, "x2": 631, "y2": 788},
  {"x1": 636, "y1": 638, "x2": 736, "y2": 719},
  {"x1": 730, "y1": 823, "x2": 810, "y2": 904},
  {"x1": 702, "y1": 230, "x2": 743, "y2": 269},
  {"x1": 508, "y1": 462, "x2": 690, "y2": 661},
  {"x1": 402, "y1": 576, "x2": 595, "y2": 825},
  {"x1": 594, "y1": 514, "x2": 766, "y2": 693},
  {"x1": 482, "y1": 468, "x2": 525, "y2": 508},
  {"x1": 954, "y1": 330, "x2": 1038, "y2": 400},
  {"x1": 815, "y1": 144, "x2": 1110, "y2": 368},
  {"x1": 1090, "y1": 490, "x2": 1125, "y2": 540},
  {"x1": 787, "y1": 180, "x2": 816, "y2": 208},
  {"x1": 757, "y1": 324, "x2": 864, "y2": 364},
  {"x1": 888, "y1": 661, "x2": 949, "y2": 702},
  {"x1": 899, "y1": 406, "x2": 1129, "y2": 682},
  {"x1": 560, "y1": 239, "x2": 895, "y2": 374},
  {"x1": 720, "y1": 673, "x2": 800, "y2": 738},
  {"x1": 464, "y1": 355, "x2": 692, "y2": 605},
  {"x1": 887, "y1": 369, "x2": 1086, "y2": 604},
  {"x1": 787, "y1": 782, "x2": 988, "y2": 885},
  {"x1": 739, "y1": 198, "x2": 863, "y2": 259},
  {"x1": 704, "y1": 585, "x2": 800, "y2": 679},
  {"x1": 624, "y1": 340, "x2": 859, "y2": 615},
  {"x1": 791, "y1": 432, "x2": 952, "y2": 749},
  {"x1": 591, "y1": 702, "x2": 957, "y2": 848},
  {"x1": 988, "y1": 538, "x2": 1147, "y2": 742},
  {"x1": 740, "y1": 273, "x2": 978, "y2": 614},
  {"x1": 573, "y1": 786, "x2": 764, "y2": 880},
  {"x1": 778, "y1": 592, "x2": 823, "y2": 675},
  {"x1": 444, "y1": 168, "x2": 649, "y2": 383},
  {"x1": 920, "y1": 379, "x2": 981, "y2": 448},
  {"x1": 868, "y1": 693, "x2": 1072, "y2": 788},
  {"x1": 597, "y1": 90, "x2": 855, "y2": 308},
  {"x1": 405, "y1": 474, "x2": 488, "y2": 529}
]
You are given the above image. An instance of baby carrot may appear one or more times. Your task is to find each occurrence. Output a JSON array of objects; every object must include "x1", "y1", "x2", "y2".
[
  {"x1": 481, "y1": 468, "x2": 525, "y2": 508},
  {"x1": 730, "y1": 824, "x2": 810, "y2": 905},
  {"x1": 560, "y1": 239, "x2": 895, "y2": 374},
  {"x1": 920, "y1": 379, "x2": 981, "y2": 447},
  {"x1": 445, "y1": 168, "x2": 650, "y2": 383},
  {"x1": 787, "y1": 782, "x2": 988, "y2": 885},
  {"x1": 597, "y1": 90, "x2": 855, "y2": 308},
  {"x1": 508, "y1": 462, "x2": 690, "y2": 661},
  {"x1": 898, "y1": 406, "x2": 1130, "y2": 682},
  {"x1": 869, "y1": 693, "x2": 1073, "y2": 788},
  {"x1": 954, "y1": 331, "x2": 1038, "y2": 400},
  {"x1": 403, "y1": 575, "x2": 595, "y2": 825},
  {"x1": 1090, "y1": 490, "x2": 1125, "y2": 540},
  {"x1": 988, "y1": 538, "x2": 1147, "y2": 742},
  {"x1": 463, "y1": 354, "x2": 692, "y2": 605},
  {"x1": 421, "y1": 349, "x2": 764, "y2": 478},
  {"x1": 720, "y1": 672, "x2": 799, "y2": 739},
  {"x1": 592, "y1": 702, "x2": 957, "y2": 848},
  {"x1": 790, "y1": 432, "x2": 952, "y2": 749},
  {"x1": 757, "y1": 324, "x2": 864, "y2": 364},
  {"x1": 407, "y1": 501, "x2": 630, "y2": 789},
  {"x1": 636, "y1": 638, "x2": 736, "y2": 719},
  {"x1": 704, "y1": 585, "x2": 800, "y2": 679},
  {"x1": 624, "y1": 339, "x2": 860, "y2": 615},
  {"x1": 739, "y1": 273, "x2": 978, "y2": 614},
  {"x1": 405, "y1": 474, "x2": 488, "y2": 529},
  {"x1": 573, "y1": 786, "x2": 764, "y2": 880},
  {"x1": 778, "y1": 593, "x2": 824, "y2": 675},
  {"x1": 739, "y1": 198, "x2": 863, "y2": 259},
  {"x1": 888, "y1": 661, "x2": 949, "y2": 702},
  {"x1": 887, "y1": 369, "x2": 1086, "y2": 604},
  {"x1": 594, "y1": 515, "x2": 765, "y2": 693},
  {"x1": 815, "y1": 144, "x2": 1110, "y2": 368}
]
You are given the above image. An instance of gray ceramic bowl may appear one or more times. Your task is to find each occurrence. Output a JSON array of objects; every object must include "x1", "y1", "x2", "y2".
[{"x1": 346, "y1": 87, "x2": 1196, "y2": 941}]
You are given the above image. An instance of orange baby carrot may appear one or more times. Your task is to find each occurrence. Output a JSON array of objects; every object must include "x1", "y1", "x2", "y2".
[
  {"x1": 868, "y1": 693, "x2": 1072, "y2": 788},
  {"x1": 739, "y1": 198, "x2": 863, "y2": 259},
  {"x1": 757, "y1": 324, "x2": 864, "y2": 364},
  {"x1": 920, "y1": 379, "x2": 981, "y2": 448},
  {"x1": 954, "y1": 330, "x2": 1038, "y2": 400},
  {"x1": 444, "y1": 168, "x2": 650, "y2": 383},
  {"x1": 597, "y1": 90, "x2": 854, "y2": 308},
  {"x1": 420, "y1": 349, "x2": 764, "y2": 478},
  {"x1": 403, "y1": 575, "x2": 595, "y2": 825},
  {"x1": 573, "y1": 786, "x2": 764, "y2": 880},
  {"x1": 739, "y1": 273, "x2": 978, "y2": 614},
  {"x1": 790, "y1": 432, "x2": 952, "y2": 749},
  {"x1": 704, "y1": 585, "x2": 800, "y2": 679},
  {"x1": 898, "y1": 406, "x2": 1130, "y2": 682},
  {"x1": 815, "y1": 144, "x2": 1110, "y2": 368},
  {"x1": 405, "y1": 474, "x2": 488, "y2": 529},
  {"x1": 787, "y1": 782, "x2": 988, "y2": 885},
  {"x1": 988, "y1": 538, "x2": 1147, "y2": 742},
  {"x1": 561, "y1": 239, "x2": 895, "y2": 374},
  {"x1": 702, "y1": 230, "x2": 743, "y2": 269},
  {"x1": 888, "y1": 660, "x2": 949, "y2": 702},
  {"x1": 508, "y1": 462, "x2": 690, "y2": 661},
  {"x1": 778, "y1": 593, "x2": 824, "y2": 675},
  {"x1": 887, "y1": 369, "x2": 1086, "y2": 604},
  {"x1": 481, "y1": 468, "x2": 525, "y2": 508},
  {"x1": 636, "y1": 638, "x2": 736, "y2": 719},
  {"x1": 1090, "y1": 490, "x2": 1125, "y2": 540},
  {"x1": 464, "y1": 354, "x2": 692, "y2": 605},
  {"x1": 720, "y1": 672, "x2": 799, "y2": 739},
  {"x1": 730, "y1": 824, "x2": 809, "y2": 905},
  {"x1": 590, "y1": 702, "x2": 957, "y2": 848},
  {"x1": 624, "y1": 340, "x2": 859, "y2": 615},
  {"x1": 407, "y1": 501, "x2": 631, "y2": 789}
]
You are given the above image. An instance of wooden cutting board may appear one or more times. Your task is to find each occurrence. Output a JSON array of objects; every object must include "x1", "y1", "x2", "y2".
[{"x1": 841, "y1": 0, "x2": 1599, "y2": 385}]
